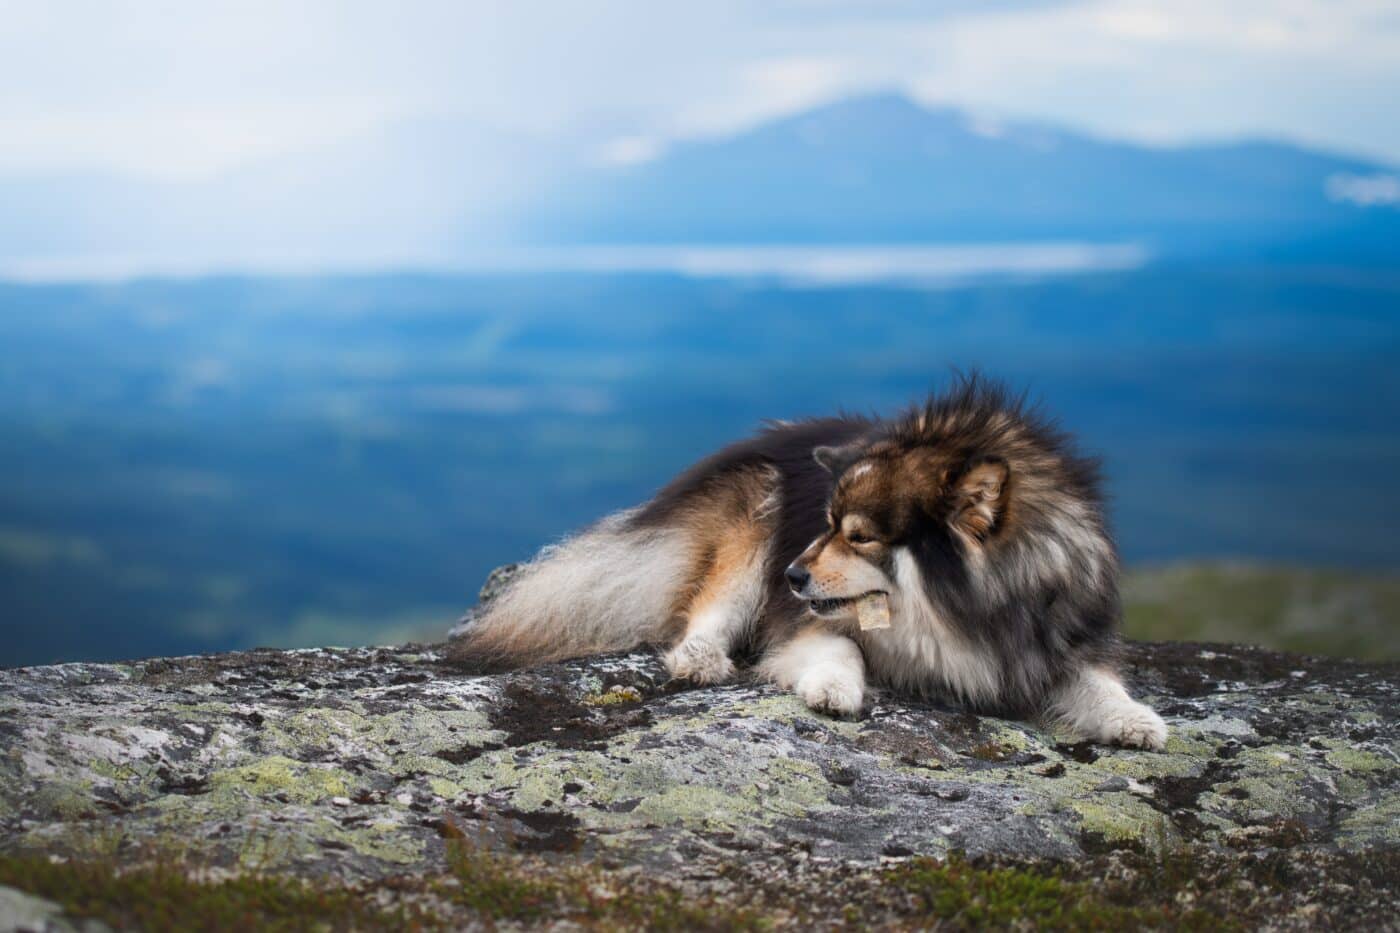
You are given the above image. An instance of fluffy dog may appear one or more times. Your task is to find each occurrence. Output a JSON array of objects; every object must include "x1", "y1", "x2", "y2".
[{"x1": 449, "y1": 378, "x2": 1166, "y2": 749}]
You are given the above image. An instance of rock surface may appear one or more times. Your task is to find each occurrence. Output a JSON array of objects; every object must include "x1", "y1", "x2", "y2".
[
  {"x1": 1, "y1": 631, "x2": 1396, "y2": 886},
  {"x1": 0, "y1": 884, "x2": 85, "y2": 933}
]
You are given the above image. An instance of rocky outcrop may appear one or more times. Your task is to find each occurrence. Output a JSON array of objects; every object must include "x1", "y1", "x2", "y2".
[{"x1": 1, "y1": 629, "x2": 1396, "y2": 888}]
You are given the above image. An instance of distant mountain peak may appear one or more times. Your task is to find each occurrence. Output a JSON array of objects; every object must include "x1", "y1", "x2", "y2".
[
  {"x1": 768, "y1": 90, "x2": 959, "y2": 137},
  {"x1": 521, "y1": 91, "x2": 1400, "y2": 252},
  {"x1": 800, "y1": 90, "x2": 932, "y2": 119}
]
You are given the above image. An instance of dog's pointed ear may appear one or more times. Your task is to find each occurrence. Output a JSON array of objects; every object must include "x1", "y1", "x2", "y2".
[
  {"x1": 951, "y1": 457, "x2": 1009, "y2": 539},
  {"x1": 813, "y1": 443, "x2": 864, "y2": 475}
]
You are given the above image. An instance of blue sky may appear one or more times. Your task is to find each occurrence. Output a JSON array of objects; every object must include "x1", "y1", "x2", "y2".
[{"x1": 3, "y1": 0, "x2": 1398, "y2": 183}]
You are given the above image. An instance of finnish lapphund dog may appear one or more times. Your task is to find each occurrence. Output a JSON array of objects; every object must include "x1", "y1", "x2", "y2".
[{"x1": 449, "y1": 378, "x2": 1167, "y2": 749}]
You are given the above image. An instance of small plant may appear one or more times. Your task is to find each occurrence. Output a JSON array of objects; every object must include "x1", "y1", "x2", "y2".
[
  {"x1": 3, "y1": 826, "x2": 1387, "y2": 930},
  {"x1": 442, "y1": 825, "x2": 566, "y2": 921},
  {"x1": 583, "y1": 684, "x2": 644, "y2": 706},
  {"x1": 967, "y1": 741, "x2": 1013, "y2": 761},
  {"x1": 439, "y1": 821, "x2": 771, "y2": 930},
  {"x1": 0, "y1": 849, "x2": 429, "y2": 932},
  {"x1": 884, "y1": 852, "x2": 1229, "y2": 931}
]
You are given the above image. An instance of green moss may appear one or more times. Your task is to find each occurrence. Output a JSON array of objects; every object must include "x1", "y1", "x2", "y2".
[
  {"x1": 0, "y1": 852, "x2": 428, "y2": 933},
  {"x1": 887, "y1": 854, "x2": 1172, "y2": 930},
  {"x1": 258, "y1": 704, "x2": 503, "y2": 767},
  {"x1": 1320, "y1": 742, "x2": 1393, "y2": 774},
  {"x1": 441, "y1": 829, "x2": 771, "y2": 930},
  {"x1": 1161, "y1": 732, "x2": 1218, "y2": 759},
  {"x1": 636, "y1": 784, "x2": 750, "y2": 828},
  {"x1": 1335, "y1": 773, "x2": 1370, "y2": 798},
  {"x1": 584, "y1": 686, "x2": 643, "y2": 706},
  {"x1": 985, "y1": 722, "x2": 1032, "y2": 752},
  {"x1": 263, "y1": 707, "x2": 372, "y2": 755},
  {"x1": 752, "y1": 755, "x2": 832, "y2": 813},
  {"x1": 452, "y1": 732, "x2": 833, "y2": 842},
  {"x1": 28, "y1": 780, "x2": 96, "y2": 821},
  {"x1": 1090, "y1": 750, "x2": 1201, "y2": 780},
  {"x1": 1199, "y1": 744, "x2": 1347, "y2": 828},
  {"x1": 1069, "y1": 799, "x2": 1163, "y2": 845},
  {"x1": 427, "y1": 776, "x2": 463, "y2": 799},
  {"x1": 1338, "y1": 796, "x2": 1400, "y2": 846},
  {"x1": 368, "y1": 707, "x2": 503, "y2": 755},
  {"x1": 443, "y1": 839, "x2": 565, "y2": 921},
  {"x1": 966, "y1": 741, "x2": 1015, "y2": 762},
  {"x1": 387, "y1": 754, "x2": 463, "y2": 781},
  {"x1": 3, "y1": 827, "x2": 1389, "y2": 930},
  {"x1": 322, "y1": 822, "x2": 425, "y2": 865},
  {"x1": 206, "y1": 755, "x2": 350, "y2": 804},
  {"x1": 597, "y1": 890, "x2": 777, "y2": 932}
]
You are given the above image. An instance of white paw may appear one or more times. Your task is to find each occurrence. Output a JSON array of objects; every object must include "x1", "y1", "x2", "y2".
[
  {"x1": 664, "y1": 637, "x2": 736, "y2": 685},
  {"x1": 795, "y1": 670, "x2": 864, "y2": 718},
  {"x1": 1101, "y1": 704, "x2": 1168, "y2": 751}
]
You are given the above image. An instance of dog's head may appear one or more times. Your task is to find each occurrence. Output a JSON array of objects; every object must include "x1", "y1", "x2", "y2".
[{"x1": 785, "y1": 440, "x2": 1009, "y2": 619}]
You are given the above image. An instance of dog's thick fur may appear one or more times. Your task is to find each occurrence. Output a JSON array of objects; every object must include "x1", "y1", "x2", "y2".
[{"x1": 450, "y1": 378, "x2": 1166, "y2": 749}]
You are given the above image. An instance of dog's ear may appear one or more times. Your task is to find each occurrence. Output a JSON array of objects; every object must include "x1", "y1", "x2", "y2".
[
  {"x1": 813, "y1": 443, "x2": 864, "y2": 475},
  {"x1": 951, "y1": 457, "x2": 1008, "y2": 539}
]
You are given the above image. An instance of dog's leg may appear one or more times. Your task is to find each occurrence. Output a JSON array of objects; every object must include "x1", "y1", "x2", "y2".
[
  {"x1": 757, "y1": 627, "x2": 866, "y2": 717},
  {"x1": 1046, "y1": 665, "x2": 1167, "y2": 750},
  {"x1": 664, "y1": 533, "x2": 769, "y2": 685}
]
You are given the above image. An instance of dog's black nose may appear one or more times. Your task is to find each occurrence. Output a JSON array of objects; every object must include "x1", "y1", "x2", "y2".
[{"x1": 785, "y1": 564, "x2": 810, "y2": 591}]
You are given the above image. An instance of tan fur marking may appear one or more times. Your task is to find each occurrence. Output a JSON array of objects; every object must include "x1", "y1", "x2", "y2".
[
  {"x1": 839, "y1": 513, "x2": 880, "y2": 541},
  {"x1": 679, "y1": 519, "x2": 768, "y2": 637},
  {"x1": 953, "y1": 460, "x2": 1008, "y2": 540},
  {"x1": 662, "y1": 467, "x2": 777, "y2": 621},
  {"x1": 799, "y1": 534, "x2": 891, "y2": 606},
  {"x1": 660, "y1": 465, "x2": 780, "y2": 682}
]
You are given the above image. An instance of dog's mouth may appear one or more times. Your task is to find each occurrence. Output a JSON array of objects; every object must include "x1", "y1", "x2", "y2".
[{"x1": 805, "y1": 591, "x2": 886, "y2": 617}]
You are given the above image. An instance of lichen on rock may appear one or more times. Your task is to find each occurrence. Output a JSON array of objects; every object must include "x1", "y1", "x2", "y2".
[{"x1": 0, "y1": 619, "x2": 1397, "y2": 926}]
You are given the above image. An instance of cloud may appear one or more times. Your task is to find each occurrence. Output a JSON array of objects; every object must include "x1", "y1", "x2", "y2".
[
  {"x1": 0, "y1": 0, "x2": 1396, "y2": 188},
  {"x1": 731, "y1": 57, "x2": 854, "y2": 124},
  {"x1": 906, "y1": 0, "x2": 1400, "y2": 159},
  {"x1": 598, "y1": 136, "x2": 666, "y2": 167},
  {"x1": 1327, "y1": 172, "x2": 1400, "y2": 207}
]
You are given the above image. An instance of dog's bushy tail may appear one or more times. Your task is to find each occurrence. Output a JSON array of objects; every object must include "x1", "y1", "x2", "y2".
[{"x1": 446, "y1": 511, "x2": 690, "y2": 668}]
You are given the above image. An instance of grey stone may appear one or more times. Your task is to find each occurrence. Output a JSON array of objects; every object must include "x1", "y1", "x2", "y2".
[
  {"x1": 446, "y1": 562, "x2": 524, "y2": 639},
  {"x1": 0, "y1": 885, "x2": 106, "y2": 933},
  {"x1": 1094, "y1": 777, "x2": 1130, "y2": 793},
  {"x1": 0, "y1": 631, "x2": 1396, "y2": 883}
]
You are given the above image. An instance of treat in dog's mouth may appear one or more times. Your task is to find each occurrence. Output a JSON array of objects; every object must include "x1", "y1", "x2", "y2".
[{"x1": 806, "y1": 590, "x2": 890, "y2": 629}]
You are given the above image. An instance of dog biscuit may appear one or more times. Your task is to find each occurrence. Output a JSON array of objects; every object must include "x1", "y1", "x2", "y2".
[{"x1": 855, "y1": 592, "x2": 891, "y2": 630}]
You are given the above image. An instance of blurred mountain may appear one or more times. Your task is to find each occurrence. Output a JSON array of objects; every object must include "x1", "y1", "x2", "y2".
[
  {"x1": 3, "y1": 92, "x2": 1399, "y2": 271},
  {"x1": 519, "y1": 93, "x2": 1400, "y2": 258}
]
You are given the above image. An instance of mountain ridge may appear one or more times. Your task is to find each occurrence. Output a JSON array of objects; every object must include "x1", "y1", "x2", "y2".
[
  {"x1": 3, "y1": 91, "x2": 1398, "y2": 270},
  {"x1": 518, "y1": 91, "x2": 1399, "y2": 254}
]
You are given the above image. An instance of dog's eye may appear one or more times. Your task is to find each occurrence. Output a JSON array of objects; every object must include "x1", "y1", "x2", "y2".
[{"x1": 847, "y1": 531, "x2": 875, "y2": 545}]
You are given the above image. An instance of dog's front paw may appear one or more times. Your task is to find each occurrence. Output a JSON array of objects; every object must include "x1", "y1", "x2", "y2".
[
  {"x1": 795, "y1": 670, "x2": 864, "y2": 718},
  {"x1": 664, "y1": 637, "x2": 736, "y2": 685},
  {"x1": 1102, "y1": 703, "x2": 1168, "y2": 751}
]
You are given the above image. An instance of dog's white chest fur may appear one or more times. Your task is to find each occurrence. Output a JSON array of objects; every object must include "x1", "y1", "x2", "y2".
[{"x1": 858, "y1": 550, "x2": 1002, "y2": 705}]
